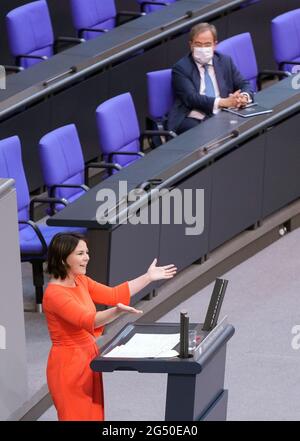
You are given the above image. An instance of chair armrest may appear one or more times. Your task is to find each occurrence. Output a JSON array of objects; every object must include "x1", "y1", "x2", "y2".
[
  {"x1": 108, "y1": 151, "x2": 144, "y2": 163},
  {"x1": 85, "y1": 161, "x2": 122, "y2": 183},
  {"x1": 78, "y1": 28, "x2": 108, "y2": 39},
  {"x1": 279, "y1": 60, "x2": 300, "y2": 70},
  {"x1": 30, "y1": 196, "x2": 68, "y2": 220},
  {"x1": 49, "y1": 183, "x2": 89, "y2": 198},
  {"x1": 19, "y1": 220, "x2": 47, "y2": 256},
  {"x1": 257, "y1": 69, "x2": 291, "y2": 90},
  {"x1": 141, "y1": 129, "x2": 177, "y2": 147},
  {"x1": 116, "y1": 10, "x2": 146, "y2": 25},
  {"x1": 142, "y1": 129, "x2": 177, "y2": 138},
  {"x1": 54, "y1": 36, "x2": 85, "y2": 53},
  {"x1": 140, "y1": 1, "x2": 170, "y2": 12},
  {"x1": 17, "y1": 54, "x2": 48, "y2": 66},
  {"x1": 3, "y1": 65, "x2": 23, "y2": 73}
]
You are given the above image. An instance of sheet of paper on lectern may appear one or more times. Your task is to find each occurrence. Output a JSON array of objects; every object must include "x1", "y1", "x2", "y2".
[{"x1": 103, "y1": 333, "x2": 180, "y2": 358}]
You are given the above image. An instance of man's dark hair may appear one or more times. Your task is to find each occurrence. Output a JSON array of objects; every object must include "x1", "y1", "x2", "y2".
[
  {"x1": 47, "y1": 233, "x2": 88, "y2": 279},
  {"x1": 189, "y1": 23, "x2": 218, "y2": 42}
]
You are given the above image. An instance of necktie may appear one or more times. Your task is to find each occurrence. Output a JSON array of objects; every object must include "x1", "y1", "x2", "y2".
[{"x1": 204, "y1": 64, "x2": 215, "y2": 98}]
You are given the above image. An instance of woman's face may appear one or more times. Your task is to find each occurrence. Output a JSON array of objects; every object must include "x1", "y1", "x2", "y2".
[{"x1": 66, "y1": 240, "x2": 90, "y2": 277}]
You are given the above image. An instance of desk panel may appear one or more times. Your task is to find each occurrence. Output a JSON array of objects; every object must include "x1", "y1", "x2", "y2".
[
  {"x1": 263, "y1": 113, "x2": 300, "y2": 218},
  {"x1": 209, "y1": 134, "x2": 265, "y2": 251},
  {"x1": 159, "y1": 167, "x2": 211, "y2": 270}
]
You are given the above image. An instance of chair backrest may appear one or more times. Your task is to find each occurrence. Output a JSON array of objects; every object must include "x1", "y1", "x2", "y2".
[
  {"x1": 70, "y1": 0, "x2": 117, "y2": 40},
  {"x1": 96, "y1": 92, "x2": 141, "y2": 169},
  {"x1": 217, "y1": 32, "x2": 258, "y2": 92},
  {"x1": 39, "y1": 124, "x2": 85, "y2": 202},
  {"x1": 136, "y1": 0, "x2": 177, "y2": 13},
  {"x1": 271, "y1": 8, "x2": 300, "y2": 72},
  {"x1": 147, "y1": 69, "x2": 174, "y2": 120},
  {"x1": 6, "y1": 0, "x2": 54, "y2": 69},
  {"x1": 0, "y1": 136, "x2": 30, "y2": 226}
]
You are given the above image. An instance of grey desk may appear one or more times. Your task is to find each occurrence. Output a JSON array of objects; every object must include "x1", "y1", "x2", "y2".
[
  {"x1": 91, "y1": 322, "x2": 235, "y2": 420},
  {"x1": 0, "y1": 0, "x2": 297, "y2": 191},
  {"x1": 47, "y1": 76, "x2": 300, "y2": 301}
]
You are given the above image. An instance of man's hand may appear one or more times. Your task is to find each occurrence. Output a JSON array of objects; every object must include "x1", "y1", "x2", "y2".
[
  {"x1": 235, "y1": 91, "x2": 249, "y2": 108},
  {"x1": 219, "y1": 95, "x2": 239, "y2": 109},
  {"x1": 219, "y1": 89, "x2": 249, "y2": 109}
]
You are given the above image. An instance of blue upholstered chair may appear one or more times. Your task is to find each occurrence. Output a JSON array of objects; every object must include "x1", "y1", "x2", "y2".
[
  {"x1": 136, "y1": 0, "x2": 177, "y2": 14},
  {"x1": 39, "y1": 123, "x2": 121, "y2": 212},
  {"x1": 146, "y1": 68, "x2": 174, "y2": 130},
  {"x1": 6, "y1": 0, "x2": 83, "y2": 69},
  {"x1": 271, "y1": 9, "x2": 300, "y2": 73},
  {"x1": 96, "y1": 92, "x2": 175, "y2": 167},
  {"x1": 217, "y1": 32, "x2": 289, "y2": 92},
  {"x1": 70, "y1": 0, "x2": 144, "y2": 40},
  {"x1": 96, "y1": 93, "x2": 145, "y2": 170},
  {"x1": 0, "y1": 135, "x2": 84, "y2": 310}
]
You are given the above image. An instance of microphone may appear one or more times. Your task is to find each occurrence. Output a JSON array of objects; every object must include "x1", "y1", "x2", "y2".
[
  {"x1": 179, "y1": 310, "x2": 189, "y2": 359},
  {"x1": 202, "y1": 129, "x2": 239, "y2": 153}
]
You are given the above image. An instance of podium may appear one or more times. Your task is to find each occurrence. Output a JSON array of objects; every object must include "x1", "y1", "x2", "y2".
[{"x1": 91, "y1": 321, "x2": 234, "y2": 421}]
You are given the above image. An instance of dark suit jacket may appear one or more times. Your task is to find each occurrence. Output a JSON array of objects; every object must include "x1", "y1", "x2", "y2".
[{"x1": 167, "y1": 51, "x2": 254, "y2": 132}]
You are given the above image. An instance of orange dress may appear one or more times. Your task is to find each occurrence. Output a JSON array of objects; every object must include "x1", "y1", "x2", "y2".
[{"x1": 42, "y1": 274, "x2": 130, "y2": 421}]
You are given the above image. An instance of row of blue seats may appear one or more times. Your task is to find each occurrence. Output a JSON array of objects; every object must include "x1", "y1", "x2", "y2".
[
  {"x1": 4, "y1": 1, "x2": 300, "y2": 76},
  {"x1": 1, "y1": 5, "x2": 300, "y2": 309},
  {"x1": 5, "y1": 0, "x2": 178, "y2": 69},
  {"x1": 0, "y1": 83, "x2": 177, "y2": 309}
]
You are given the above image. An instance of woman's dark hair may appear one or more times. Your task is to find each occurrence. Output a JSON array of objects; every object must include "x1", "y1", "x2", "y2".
[{"x1": 47, "y1": 233, "x2": 88, "y2": 279}]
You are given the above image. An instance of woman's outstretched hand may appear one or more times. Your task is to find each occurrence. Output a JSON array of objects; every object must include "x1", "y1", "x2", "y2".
[
  {"x1": 116, "y1": 303, "x2": 143, "y2": 314},
  {"x1": 147, "y1": 258, "x2": 177, "y2": 282}
]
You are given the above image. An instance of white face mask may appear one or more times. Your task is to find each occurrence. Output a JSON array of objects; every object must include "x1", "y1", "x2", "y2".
[{"x1": 192, "y1": 47, "x2": 214, "y2": 65}]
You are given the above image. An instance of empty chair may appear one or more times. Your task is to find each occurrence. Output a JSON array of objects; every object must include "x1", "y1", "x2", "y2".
[
  {"x1": 147, "y1": 69, "x2": 174, "y2": 131},
  {"x1": 271, "y1": 9, "x2": 300, "y2": 73},
  {"x1": 217, "y1": 32, "x2": 289, "y2": 92},
  {"x1": 0, "y1": 135, "x2": 83, "y2": 310},
  {"x1": 136, "y1": 0, "x2": 177, "y2": 14},
  {"x1": 6, "y1": 0, "x2": 82, "y2": 68},
  {"x1": 70, "y1": 0, "x2": 144, "y2": 40},
  {"x1": 39, "y1": 123, "x2": 120, "y2": 212},
  {"x1": 96, "y1": 92, "x2": 175, "y2": 166},
  {"x1": 96, "y1": 93, "x2": 145, "y2": 170}
]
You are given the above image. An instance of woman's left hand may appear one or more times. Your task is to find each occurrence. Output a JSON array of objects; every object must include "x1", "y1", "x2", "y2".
[
  {"x1": 116, "y1": 303, "x2": 143, "y2": 314},
  {"x1": 147, "y1": 258, "x2": 177, "y2": 282}
]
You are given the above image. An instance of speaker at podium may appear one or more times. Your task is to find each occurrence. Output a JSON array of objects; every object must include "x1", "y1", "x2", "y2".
[{"x1": 91, "y1": 279, "x2": 234, "y2": 421}]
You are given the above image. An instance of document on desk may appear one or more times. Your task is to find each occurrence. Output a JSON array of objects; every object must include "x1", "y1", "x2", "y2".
[
  {"x1": 223, "y1": 104, "x2": 273, "y2": 118},
  {"x1": 103, "y1": 333, "x2": 180, "y2": 358}
]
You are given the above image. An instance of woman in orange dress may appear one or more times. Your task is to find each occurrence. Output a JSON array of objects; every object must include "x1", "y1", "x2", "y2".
[{"x1": 43, "y1": 232, "x2": 177, "y2": 421}]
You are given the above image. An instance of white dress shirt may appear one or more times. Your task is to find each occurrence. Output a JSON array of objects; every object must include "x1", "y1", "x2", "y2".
[
  {"x1": 188, "y1": 62, "x2": 251, "y2": 120},
  {"x1": 188, "y1": 62, "x2": 221, "y2": 121}
]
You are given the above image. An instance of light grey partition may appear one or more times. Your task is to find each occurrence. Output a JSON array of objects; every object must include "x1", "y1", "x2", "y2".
[{"x1": 0, "y1": 179, "x2": 28, "y2": 420}]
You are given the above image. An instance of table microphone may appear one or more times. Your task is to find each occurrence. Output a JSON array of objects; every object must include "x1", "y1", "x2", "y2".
[{"x1": 202, "y1": 129, "x2": 240, "y2": 153}]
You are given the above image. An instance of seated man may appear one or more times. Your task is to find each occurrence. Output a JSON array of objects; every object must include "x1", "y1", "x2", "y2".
[{"x1": 168, "y1": 23, "x2": 254, "y2": 134}]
